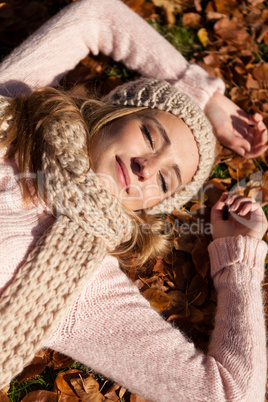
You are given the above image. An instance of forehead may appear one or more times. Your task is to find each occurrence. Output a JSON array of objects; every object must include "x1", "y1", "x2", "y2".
[{"x1": 138, "y1": 108, "x2": 194, "y2": 144}]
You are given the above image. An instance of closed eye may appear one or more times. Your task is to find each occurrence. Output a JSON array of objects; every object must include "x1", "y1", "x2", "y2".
[
  {"x1": 141, "y1": 125, "x2": 154, "y2": 150},
  {"x1": 159, "y1": 171, "x2": 168, "y2": 193}
]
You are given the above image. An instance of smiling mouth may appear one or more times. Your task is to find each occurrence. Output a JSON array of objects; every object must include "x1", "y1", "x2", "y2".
[{"x1": 115, "y1": 156, "x2": 130, "y2": 194}]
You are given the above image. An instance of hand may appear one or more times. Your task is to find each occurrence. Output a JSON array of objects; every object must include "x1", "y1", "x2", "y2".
[
  {"x1": 204, "y1": 91, "x2": 268, "y2": 159},
  {"x1": 211, "y1": 193, "x2": 268, "y2": 240}
]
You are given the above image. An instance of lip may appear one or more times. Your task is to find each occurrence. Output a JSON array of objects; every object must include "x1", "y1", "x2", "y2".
[{"x1": 115, "y1": 156, "x2": 130, "y2": 194}]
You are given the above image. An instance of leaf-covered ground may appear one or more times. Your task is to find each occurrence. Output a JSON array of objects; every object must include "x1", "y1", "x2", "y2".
[{"x1": 0, "y1": 0, "x2": 267, "y2": 401}]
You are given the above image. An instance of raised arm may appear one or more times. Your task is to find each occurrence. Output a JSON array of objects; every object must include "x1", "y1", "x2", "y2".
[
  {"x1": 0, "y1": 0, "x2": 224, "y2": 108},
  {"x1": 46, "y1": 234, "x2": 267, "y2": 402}
]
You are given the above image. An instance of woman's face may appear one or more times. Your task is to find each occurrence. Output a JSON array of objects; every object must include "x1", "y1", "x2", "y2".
[{"x1": 90, "y1": 109, "x2": 199, "y2": 210}]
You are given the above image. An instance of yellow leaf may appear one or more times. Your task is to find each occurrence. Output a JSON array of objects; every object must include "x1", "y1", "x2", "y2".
[{"x1": 197, "y1": 28, "x2": 209, "y2": 47}]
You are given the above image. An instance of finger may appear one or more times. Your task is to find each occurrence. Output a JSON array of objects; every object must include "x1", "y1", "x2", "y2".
[
  {"x1": 212, "y1": 192, "x2": 229, "y2": 211},
  {"x1": 250, "y1": 121, "x2": 268, "y2": 147},
  {"x1": 244, "y1": 144, "x2": 268, "y2": 159},
  {"x1": 225, "y1": 194, "x2": 245, "y2": 206},
  {"x1": 251, "y1": 113, "x2": 263, "y2": 123},
  {"x1": 237, "y1": 202, "x2": 260, "y2": 216},
  {"x1": 229, "y1": 197, "x2": 256, "y2": 212},
  {"x1": 229, "y1": 135, "x2": 251, "y2": 154}
]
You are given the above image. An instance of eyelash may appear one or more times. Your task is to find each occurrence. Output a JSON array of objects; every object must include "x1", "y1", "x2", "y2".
[
  {"x1": 159, "y1": 172, "x2": 168, "y2": 193},
  {"x1": 141, "y1": 125, "x2": 168, "y2": 194},
  {"x1": 141, "y1": 125, "x2": 154, "y2": 149}
]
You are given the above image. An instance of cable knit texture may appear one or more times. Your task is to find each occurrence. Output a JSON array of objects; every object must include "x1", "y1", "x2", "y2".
[
  {"x1": 0, "y1": 1, "x2": 267, "y2": 400},
  {"x1": 0, "y1": 93, "x2": 133, "y2": 387}
]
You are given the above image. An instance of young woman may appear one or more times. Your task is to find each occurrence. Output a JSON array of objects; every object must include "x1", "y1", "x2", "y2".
[{"x1": 0, "y1": 0, "x2": 267, "y2": 400}]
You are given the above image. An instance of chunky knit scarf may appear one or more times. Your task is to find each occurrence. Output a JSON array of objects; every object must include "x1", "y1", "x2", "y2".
[
  {"x1": 0, "y1": 96, "x2": 133, "y2": 388},
  {"x1": 0, "y1": 79, "x2": 215, "y2": 387}
]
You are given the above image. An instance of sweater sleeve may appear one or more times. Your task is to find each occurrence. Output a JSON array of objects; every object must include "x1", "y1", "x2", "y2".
[
  {"x1": 46, "y1": 235, "x2": 267, "y2": 402},
  {"x1": 0, "y1": 0, "x2": 225, "y2": 109}
]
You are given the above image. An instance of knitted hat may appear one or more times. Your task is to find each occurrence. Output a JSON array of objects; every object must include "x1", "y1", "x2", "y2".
[
  {"x1": 0, "y1": 79, "x2": 215, "y2": 387},
  {"x1": 104, "y1": 78, "x2": 216, "y2": 215}
]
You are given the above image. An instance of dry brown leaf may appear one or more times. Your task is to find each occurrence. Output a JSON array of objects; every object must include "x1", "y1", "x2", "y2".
[
  {"x1": 188, "y1": 274, "x2": 208, "y2": 306},
  {"x1": 214, "y1": 0, "x2": 238, "y2": 15},
  {"x1": 203, "y1": 53, "x2": 221, "y2": 67},
  {"x1": 214, "y1": 18, "x2": 251, "y2": 48},
  {"x1": 142, "y1": 288, "x2": 173, "y2": 312},
  {"x1": 203, "y1": 182, "x2": 225, "y2": 208},
  {"x1": 152, "y1": 257, "x2": 167, "y2": 276},
  {"x1": 0, "y1": 391, "x2": 9, "y2": 402},
  {"x1": 70, "y1": 376, "x2": 105, "y2": 402},
  {"x1": 122, "y1": 0, "x2": 157, "y2": 20},
  {"x1": 58, "y1": 395, "x2": 80, "y2": 402},
  {"x1": 22, "y1": 390, "x2": 58, "y2": 402},
  {"x1": 0, "y1": 3, "x2": 13, "y2": 18},
  {"x1": 151, "y1": 0, "x2": 192, "y2": 15},
  {"x1": 206, "y1": 11, "x2": 226, "y2": 21},
  {"x1": 246, "y1": 73, "x2": 260, "y2": 89},
  {"x1": 192, "y1": 244, "x2": 210, "y2": 278},
  {"x1": 182, "y1": 12, "x2": 201, "y2": 27},
  {"x1": 252, "y1": 63, "x2": 268, "y2": 82},
  {"x1": 51, "y1": 351, "x2": 74, "y2": 370},
  {"x1": 104, "y1": 384, "x2": 120, "y2": 401},
  {"x1": 172, "y1": 257, "x2": 188, "y2": 291},
  {"x1": 189, "y1": 305, "x2": 204, "y2": 324},
  {"x1": 16, "y1": 353, "x2": 49, "y2": 383},
  {"x1": 119, "y1": 387, "x2": 127, "y2": 399},
  {"x1": 166, "y1": 290, "x2": 189, "y2": 316},
  {"x1": 130, "y1": 394, "x2": 149, "y2": 401},
  {"x1": 226, "y1": 158, "x2": 258, "y2": 179},
  {"x1": 55, "y1": 370, "x2": 86, "y2": 397},
  {"x1": 261, "y1": 172, "x2": 268, "y2": 202}
]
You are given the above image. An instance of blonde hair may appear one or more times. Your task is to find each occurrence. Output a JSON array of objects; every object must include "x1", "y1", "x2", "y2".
[{"x1": 0, "y1": 87, "x2": 174, "y2": 268}]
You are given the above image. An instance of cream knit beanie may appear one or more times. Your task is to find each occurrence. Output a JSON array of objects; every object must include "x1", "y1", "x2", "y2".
[
  {"x1": 104, "y1": 78, "x2": 216, "y2": 214},
  {"x1": 0, "y1": 79, "x2": 215, "y2": 388}
]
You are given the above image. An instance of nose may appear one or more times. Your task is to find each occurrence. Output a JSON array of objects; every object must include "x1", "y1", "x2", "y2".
[{"x1": 131, "y1": 156, "x2": 159, "y2": 181}]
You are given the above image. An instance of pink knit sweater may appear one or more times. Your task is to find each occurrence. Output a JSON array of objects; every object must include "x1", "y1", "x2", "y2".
[{"x1": 0, "y1": 1, "x2": 267, "y2": 401}]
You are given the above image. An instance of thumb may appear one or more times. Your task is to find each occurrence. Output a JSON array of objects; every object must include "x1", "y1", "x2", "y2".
[{"x1": 211, "y1": 193, "x2": 229, "y2": 221}]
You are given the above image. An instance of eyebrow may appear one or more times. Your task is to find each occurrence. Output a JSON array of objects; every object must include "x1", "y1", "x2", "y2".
[
  {"x1": 139, "y1": 113, "x2": 182, "y2": 188},
  {"x1": 173, "y1": 164, "x2": 182, "y2": 187}
]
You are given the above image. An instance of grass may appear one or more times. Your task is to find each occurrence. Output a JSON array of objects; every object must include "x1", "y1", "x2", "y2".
[
  {"x1": 149, "y1": 15, "x2": 202, "y2": 60},
  {"x1": 210, "y1": 163, "x2": 231, "y2": 180},
  {"x1": 2, "y1": 1, "x2": 268, "y2": 399}
]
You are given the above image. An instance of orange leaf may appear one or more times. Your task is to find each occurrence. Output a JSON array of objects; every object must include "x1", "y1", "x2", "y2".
[
  {"x1": 22, "y1": 390, "x2": 57, "y2": 402},
  {"x1": 58, "y1": 395, "x2": 79, "y2": 402},
  {"x1": 182, "y1": 13, "x2": 201, "y2": 27},
  {"x1": 51, "y1": 351, "x2": 74, "y2": 370},
  {"x1": 214, "y1": 18, "x2": 251, "y2": 48},
  {"x1": 16, "y1": 354, "x2": 49, "y2": 383},
  {"x1": 104, "y1": 384, "x2": 120, "y2": 401},
  {"x1": 142, "y1": 288, "x2": 173, "y2": 312},
  {"x1": 69, "y1": 376, "x2": 104, "y2": 402},
  {"x1": 252, "y1": 63, "x2": 268, "y2": 82},
  {"x1": 130, "y1": 393, "x2": 149, "y2": 401},
  {"x1": 214, "y1": 0, "x2": 238, "y2": 15},
  {"x1": 0, "y1": 390, "x2": 8, "y2": 402},
  {"x1": 246, "y1": 73, "x2": 260, "y2": 89},
  {"x1": 55, "y1": 370, "x2": 86, "y2": 397}
]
